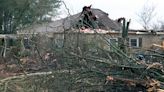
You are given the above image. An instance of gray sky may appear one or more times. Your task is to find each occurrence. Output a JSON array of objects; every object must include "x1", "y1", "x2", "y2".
[{"x1": 58, "y1": 0, "x2": 164, "y2": 29}]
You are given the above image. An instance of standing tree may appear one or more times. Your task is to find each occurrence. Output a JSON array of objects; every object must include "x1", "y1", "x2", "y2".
[
  {"x1": 159, "y1": 21, "x2": 164, "y2": 30},
  {"x1": 0, "y1": 0, "x2": 61, "y2": 34},
  {"x1": 137, "y1": 3, "x2": 156, "y2": 30},
  {"x1": 151, "y1": 20, "x2": 164, "y2": 30}
]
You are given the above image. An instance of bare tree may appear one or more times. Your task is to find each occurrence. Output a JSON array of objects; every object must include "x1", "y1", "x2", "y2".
[
  {"x1": 159, "y1": 21, "x2": 164, "y2": 30},
  {"x1": 137, "y1": 3, "x2": 156, "y2": 30},
  {"x1": 151, "y1": 20, "x2": 164, "y2": 30}
]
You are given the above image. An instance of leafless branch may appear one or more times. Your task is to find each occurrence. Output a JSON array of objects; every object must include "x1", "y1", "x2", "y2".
[{"x1": 137, "y1": 3, "x2": 156, "y2": 30}]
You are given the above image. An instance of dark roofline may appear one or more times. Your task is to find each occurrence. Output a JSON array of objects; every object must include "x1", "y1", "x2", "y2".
[{"x1": 129, "y1": 29, "x2": 164, "y2": 32}]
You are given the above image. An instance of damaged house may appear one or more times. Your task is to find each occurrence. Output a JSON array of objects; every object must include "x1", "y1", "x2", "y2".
[
  {"x1": 18, "y1": 6, "x2": 121, "y2": 34},
  {"x1": 1, "y1": 6, "x2": 164, "y2": 56},
  {"x1": 15, "y1": 6, "x2": 122, "y2": 52}
]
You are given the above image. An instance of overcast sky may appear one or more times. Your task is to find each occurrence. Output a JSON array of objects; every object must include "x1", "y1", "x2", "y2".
[{"x1": 58, "y1": 0, "x2": 164, "y2": 29}]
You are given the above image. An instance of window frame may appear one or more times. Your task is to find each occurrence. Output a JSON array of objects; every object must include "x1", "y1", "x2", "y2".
[
  {"x1": 129, "y1": 38, "x2": 139, "y2": 48},
  {"x1": 55, "y1": 38, "x2": 64, "y2": 48},
  {"x1": 108, "y1": 38, "x2": 118, "y2": 51},
  {"x1": 109, "y1": 38, "x2": 118, "y2": 45},
  {"x1": 23, "y1": 37, "x2": 31, "y2": 49}
]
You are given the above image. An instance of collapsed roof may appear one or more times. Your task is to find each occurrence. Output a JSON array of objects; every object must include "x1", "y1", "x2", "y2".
[
  {"x1": 19, "y1": 8, "x2": 121, "y2": 34},
  {"x1": 58, "y1": 8, "x2": 121, "y2": 31}
]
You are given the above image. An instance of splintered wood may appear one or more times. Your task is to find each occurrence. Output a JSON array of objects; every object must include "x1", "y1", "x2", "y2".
[{"x1": 106, "y1": 76, "x2": 164, "y2": 92}]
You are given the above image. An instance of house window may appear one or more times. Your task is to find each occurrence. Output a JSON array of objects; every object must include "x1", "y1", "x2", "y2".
[
  {"x1": 8, "y1": 38, "x2": 15, "y2": 46},
  {"x1": 130, "y1": 38, "x2": 138, "y2": 47},
  {"x1": 109, "y1": 38, "x2": 118, "y2": 50},
  {"x1": 129, "y1": 38, "x2": 142, "y2": 48},
  {"x1": 55, "y1": 39, "x2": 64, "y2": 48},
  {"x1": 24, "y1": 38, "x2": 31, "y2": 49},
  {"x1": 109, "y1": 38, "x2": 118, "y2": 45}
]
